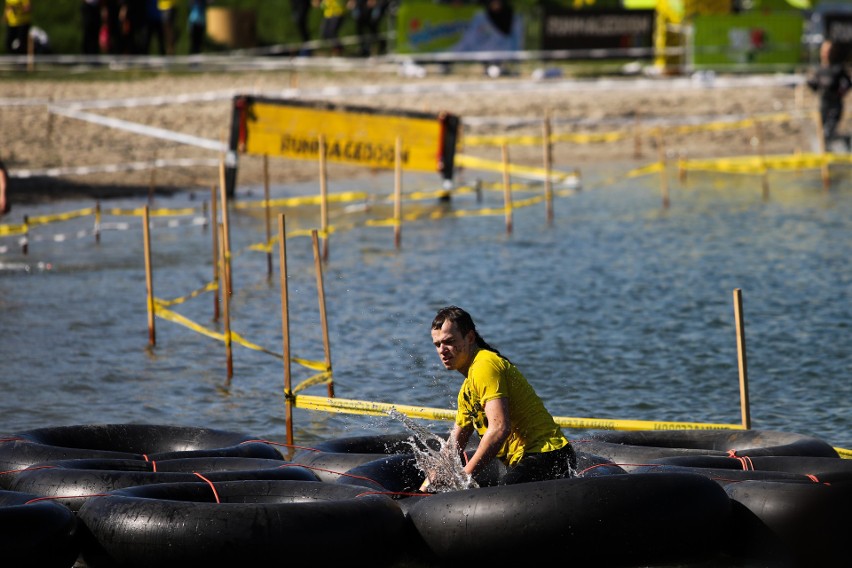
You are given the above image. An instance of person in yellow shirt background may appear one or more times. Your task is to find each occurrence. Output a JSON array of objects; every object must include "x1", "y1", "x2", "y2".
[
  {"x1": 158, "y1": 0, "x2": 177, "y2": 55},
  {"x1": 4, "y1": 0, "x2": 32, "y2": 55},
  {"x1": 313, "y1": 0, "x2": 345, "y2": 55}
]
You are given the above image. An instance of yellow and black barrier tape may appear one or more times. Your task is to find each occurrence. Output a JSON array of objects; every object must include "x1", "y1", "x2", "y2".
[
  {"x1": 291, "y1": 372, "x2": 333, "y2": 395},
  {"x1": 24, "y1": 207, "x2": 96, "y2": 227},
  {"x1": 456, "y1": 154, "x2": 579, "y2": 185},
  {"x1": 233, "y1": 191, "x2": 370, "y2": 210},
  {"x1": 478, "y1": 179, "x2": 545, "y2": 193},
  {"x1": 293, "y1": 394, "x2": 456, "y2": 421},
  {"x1": 625, "y1": 151, "x2": 852, "y2": 179},
  {"x1": 0, "y1": 222, "x2": 27, "y2": 237},
  {"x1": 104, "y1": 206, "x2": 200, "y2": 217},
  {"x1": 248, "y1": 225, "x2": 333, "y2": 254},
  {"x1": 462, "y1": 112, "x2": 800, "y2": 149},
  {"x1": 155, "y1": 281, "x2": 218, "y2": 308},
  {"x1": 153, "y1": 302, "x2": 327, "y2": 372},
  {"x1": 465, "y1": 130, "x2": 628, "y2": 147},
  {"x1": 290, "y1": 394, "x2": 746, "y2": 431}
]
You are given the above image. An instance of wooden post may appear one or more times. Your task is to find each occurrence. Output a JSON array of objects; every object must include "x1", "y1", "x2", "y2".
[
  {"x1": 210, "y1": 185, "x2": 220, "y2": 322},
  {"x1": 143, "y1": 206, "x2": 156, "y2": 347},
  {"x1": 311, "y1": 230, "x2": 334, "y2": 398},
  {"x1": 22, "y1": 215, "x2": 28, "y2": 255},
  {"x1": 220, "y1": 223, "x2": 234, "y2": 385},
  {"x1": 26, "y1": 32, "x2": 34, "y2": 72},
  {"x1": 218, "y1": 160, "x2": 233, "y2": 294},
  {"x1": 148, "y1": 157, "x2": 157, "y2": 204},
  {"x1": 318, "y1": 135, "x2": 329, "y2": 261},
  {"x1": 733, "y1": 288, "x2": 751, "y2": 430},
  {"x1": 656, "y1": 128, "x2": 670, "y2": 209},
  {"x1": 753, "y1": 118, "x2": 770, "y2": 200},
  {"x1": 277, "y1": 214, "x2": 294, "y2": 449},
  {"x1": 94, "y1": 201, "x2": 101, "y2": 244},
  {"x1": 633, "y1": 116, "x2": 643, "y2": 159},
  {"x1": 501, "y1": 143, "x2": 513, "y2": 235},
  {"x1": 814, "y1": 111, "x2": 831, "y2": 190},
  {"x1": 394, "y1": 136, "x2": 403, "y2": 250},
  {"x1": 263, "y1": 155, "x2": 273, "y2": 278},
  {"x1": 542, "y1": 116, "x2": 554, "y2": 226}
]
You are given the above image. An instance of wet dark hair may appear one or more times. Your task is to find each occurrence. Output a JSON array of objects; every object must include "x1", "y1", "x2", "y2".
[{"x1": 432, "y1": 306, "x2": 507, "y2": 361}]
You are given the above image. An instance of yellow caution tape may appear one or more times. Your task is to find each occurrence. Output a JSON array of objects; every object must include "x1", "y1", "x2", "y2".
[
  {"x1": 0, "y1": 223, "x2": 27, "y2": 236},
  {"x1": 293, "y1": 394, "x2": 456, "y2": 421},
  {"x1": 551, "y1": 131, "x2": 628, "y2": 144},
  {"x1": 290, "y1": 394, "x2": 745, "y2": 431},
  {"x1": 153, "y1": 303, "x2": 326, "y2": 371},
  {"x1": 233, "y1": 191, "x2": 370, "y2": 210},
  {"x1": 155, "y1": 281, "x2": 218, "y2": 308},
  {"x1": 105, "y1": 207, "x2": 199, "y2": 217},
  {"x1": 25, "y1": 207, "x2": 95, "y2": 226},
  {"x1": 456, "y1": 154, "x2": 577, "y2": 183},
  {"x1": 291, "y1": 371, "x2": 333, "y2": 394}
]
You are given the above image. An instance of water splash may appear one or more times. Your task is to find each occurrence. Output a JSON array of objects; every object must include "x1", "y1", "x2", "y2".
[{"x1": 388, "y1": 408, "x2": 478, "y2": 492}]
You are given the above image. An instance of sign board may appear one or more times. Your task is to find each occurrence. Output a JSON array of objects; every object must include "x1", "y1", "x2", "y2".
[
  {"x1": 541, "y1": 9, "x2": 655, "y2": 53},
  {"x1": 395, "y1": 1, "x2": 523, "y2": 54},
  {"x1": 226, "y1": 97, "x2": 460, "y2": 194}
]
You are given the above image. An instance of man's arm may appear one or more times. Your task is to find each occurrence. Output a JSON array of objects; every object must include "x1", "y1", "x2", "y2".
[{"x1": 460, "y1": 397, "x2": 510, "y2": 478}]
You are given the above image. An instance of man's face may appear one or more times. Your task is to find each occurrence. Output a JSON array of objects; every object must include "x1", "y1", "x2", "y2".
[{"x1": 431, "y1": 319, "x2": 474, "y2": 374}]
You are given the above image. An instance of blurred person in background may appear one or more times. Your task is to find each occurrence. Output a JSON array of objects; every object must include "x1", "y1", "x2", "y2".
[
  {"x1": 4, "y1": 0, "x2": 32, "y2": 55},
  {"x1": 158, "y1": 0, "x2": 177, "y2": 55},
  {"x1": 807, "y1": 39, "x2": 852, "y2": 151},
  {"x1": 349, "y1": 0, "x2": 388, "y2": 57},
  {"x1": 116, "y1": 0, "x2": 146, "y2": 54},
  {"x1": 313, "y1": 0, "x2": 345, "y2": 56},
  {"x1": 291, "y1": 0, "x2": 312, "y2": 55},
  {"x1": 81, "y1": 0, "x2": 100, "y2": 55},
  {"x1": 187, "y1": 0, "x2": 209, "y2": 54}
]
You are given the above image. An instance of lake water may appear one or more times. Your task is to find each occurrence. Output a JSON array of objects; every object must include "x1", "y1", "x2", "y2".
[{"x1": 1, "y1": 162, "x2": 850, "y2": 455}]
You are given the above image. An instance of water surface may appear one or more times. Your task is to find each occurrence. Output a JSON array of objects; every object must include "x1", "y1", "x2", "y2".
[{"x1": 1, "y1": 164, "x2": 849, "y2": 453}]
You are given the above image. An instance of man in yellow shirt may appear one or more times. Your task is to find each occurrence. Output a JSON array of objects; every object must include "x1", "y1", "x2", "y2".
[
  {"x1": 4, "y1": 0, "x2": 32, "y2": 55},
  {"x1": 425, "y1": 306, "x2": 575, "y2": 488}
]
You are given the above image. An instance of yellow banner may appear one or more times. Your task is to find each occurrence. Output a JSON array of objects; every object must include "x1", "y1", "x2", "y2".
[{"x1": 238, "y1": 98, "x2": 455, "y2": 174}]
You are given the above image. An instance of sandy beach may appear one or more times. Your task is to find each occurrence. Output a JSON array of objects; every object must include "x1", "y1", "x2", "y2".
[{"x1": 0, "y1": 64, "x2": 825, "y2": 207}]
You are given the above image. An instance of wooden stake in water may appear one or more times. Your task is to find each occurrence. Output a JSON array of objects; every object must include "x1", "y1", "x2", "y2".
[
  {"x1": 318, "y1": 135, "x2": 329, "y2": 261},
  {"x1": 143, "y1": 206, "x2": 156, "y2": 347},
  {"x1": 814, "y1": 111, "x2": 831, "y2": 190},
  {"x1": 94, "y1": 201, "x2": 101, "y2": 244},
  {"x1": 220, "y1": 223, "x2": 233, "y2": 385},
  {"x1": 263, "y1": 155, "x2": 273, "y2": 278},
  {"x1": 733, "y1": 288, "x2": 751, "y2": 429},
  {"x1": 278, "y1": 214, "x2": 294, "y2": 448},
  {"x1": 501, "y1": 143, "x2": 513, "y2": 235},
  {"x1": 542, "y1": 115, "x2": 554, "y2": 226},
  {"x1": 656, "y1": 128, "x2": 670, "y2": 209},
  {"x1": 218, "y1": 160, "x2": 233, "y2": 294},
  {"x1": 394, "y1": 136, "x2": 403, "y2": 250},
  {"x1": 753, "y1": 118, "x2": 769, "y2": 200},
  {"x1": 312, "y1": 230, "x2": 334, "y2": 398},
  {"x1": 209, "y1": 185, "x2": 220, "y2": 322}
]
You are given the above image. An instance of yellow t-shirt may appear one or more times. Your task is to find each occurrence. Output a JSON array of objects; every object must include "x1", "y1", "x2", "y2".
[
  {"x1": 4, "y1": 0, "x2": 32, "y2": 27},
  {"x1": 321, "y1": 0, "x2": 345, "y2": 18},
  {"x1": 455, "y1": 349, "x2": 569, "y2": 466}
]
